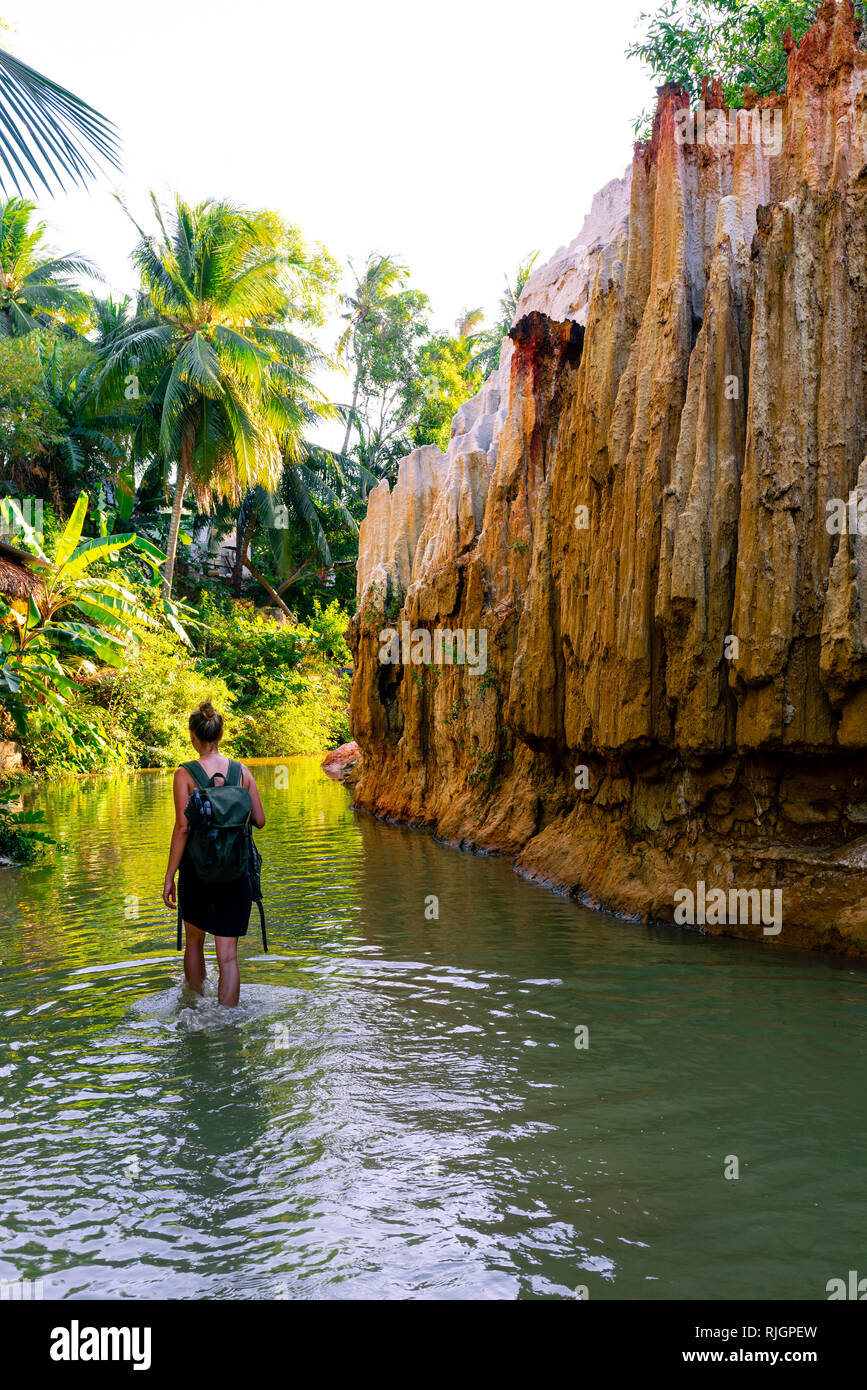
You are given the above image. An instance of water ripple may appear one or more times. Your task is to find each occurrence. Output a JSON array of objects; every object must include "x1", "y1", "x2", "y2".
[{"x1": 0, "y1": 757, "x2": 865, "y2": 1299}]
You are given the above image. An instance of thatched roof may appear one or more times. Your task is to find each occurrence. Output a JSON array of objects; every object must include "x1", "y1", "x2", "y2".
[{"x1": 0, "y1": 539, "x2": 49, "y2": 602}]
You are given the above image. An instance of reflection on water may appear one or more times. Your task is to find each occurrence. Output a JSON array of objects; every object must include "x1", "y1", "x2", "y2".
[{"x1": 0, "y1": 756, "x2": 865, "y2": 1299}]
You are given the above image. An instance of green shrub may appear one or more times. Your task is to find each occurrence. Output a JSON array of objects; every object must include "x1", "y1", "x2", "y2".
[
  {"x1": 11, "y1": 587, "x2": 354, "y2": 774},
  {"x1": 23, "y1": 689, "x2": 129, "y2": 776},
  {"x1": 197, "y1": 594, "x2": 350, "y2": 693},
  {"x1": 231, "y1": 669, "x2": 351, "y2": 757},
  {"x1": 195, "y1": 594, "x2": 352, "y2": 755},
  {"x1": 99, "y1": 627, "x2": 238, "y2": 768}
]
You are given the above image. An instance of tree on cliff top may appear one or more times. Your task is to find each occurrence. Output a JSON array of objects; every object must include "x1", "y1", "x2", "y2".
[
  {"x1": 340, "y1": 276, "x2": 431, "y2": 486},
  {"x1": 627, "y1": 0, "x2": 867, "y2": 136},
  {"x1": 338, "y1": 258, "x2": 505, "y2": 484}
]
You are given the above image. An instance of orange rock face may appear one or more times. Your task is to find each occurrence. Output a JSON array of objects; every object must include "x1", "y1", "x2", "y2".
[{"x1": 349, "y1": 1, "x2": 867, "y2": 956}]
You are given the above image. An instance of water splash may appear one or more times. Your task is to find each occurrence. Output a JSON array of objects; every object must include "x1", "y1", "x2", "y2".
[{"x1": 128, "y1": 977, "x2": 308, "y2": 1032}]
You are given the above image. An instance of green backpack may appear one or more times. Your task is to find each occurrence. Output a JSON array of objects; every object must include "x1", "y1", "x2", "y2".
[{"x1": 177, "y1": 759, "x2": 267, "y2": 951}]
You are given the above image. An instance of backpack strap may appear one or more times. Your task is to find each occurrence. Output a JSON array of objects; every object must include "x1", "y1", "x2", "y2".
[
  {"x1": 182, "y1": 760, "x2": 211, "y2": 791},
  {"x1": 246, "y1": 826, "x2": 266, "y2": 950},
  {"x1": 225, "y1": 759, "x2": 243, "y2": 787},
  {"x1": 255, "y1": 898, "x2": 268, "y2": 952}
]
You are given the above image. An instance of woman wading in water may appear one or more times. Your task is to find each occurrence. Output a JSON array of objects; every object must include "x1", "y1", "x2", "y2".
[{"x1": 163, "y1": 702, "x2": 266, "y2": 1007}]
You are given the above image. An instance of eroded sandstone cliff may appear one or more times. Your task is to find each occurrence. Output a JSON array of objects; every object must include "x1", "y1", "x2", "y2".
[{"x1": 349, "y1": 0, "x2": 867, "y2": 956}]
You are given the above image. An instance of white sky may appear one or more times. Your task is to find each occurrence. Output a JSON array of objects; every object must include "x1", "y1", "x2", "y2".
[{"x1": 3, "y1": 0, "x2": 656, "y2": 430}]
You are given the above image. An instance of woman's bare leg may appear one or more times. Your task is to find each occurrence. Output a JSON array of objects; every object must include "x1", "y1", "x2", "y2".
[
  {"x1": 184, "y1": 922, "x2": 207, "y2": 994},
  {"x1": 214, "y1": 935, "x2": 240, "y2": 1007}
]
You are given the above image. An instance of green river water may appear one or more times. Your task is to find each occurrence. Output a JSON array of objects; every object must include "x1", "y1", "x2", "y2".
[{"x1": 0, "y1": 755, "x2": 864, "y2": 1300}]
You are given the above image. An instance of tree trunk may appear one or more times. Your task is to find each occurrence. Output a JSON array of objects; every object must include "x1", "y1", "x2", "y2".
[
  {"x1": 275, "y1": 561, "x2": 314, "y2": 594},
  {"x1": 162, "y1": 426, "x2": 194, "y2": 599},
  {"x1": 341, "y1": 368, "x2": 360, "y2": 459},
  {"x1": 231, "y1": 509, "x2": 255, "y2": 596},
  {"x1": 242, "y1": 550, "x2": 294, "y2": 619},
  {"x1": 162, "y1": 467, "x2": 187, "y2": 599},
  {"x1": 274, "y1": 558, "x2": 352, "y2": 596}
]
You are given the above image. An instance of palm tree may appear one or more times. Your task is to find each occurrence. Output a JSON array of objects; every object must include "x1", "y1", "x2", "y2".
[
  {"x1": 227, "y1": 439, "x2": 367, "y2": 609},
  {"x1": 469, "y1": 253, "x2": 540, "y2": 379},
  {"x1": 96, "y1": 194, "x2": 335, "y2": 598},
  {"x1": 0, "y1": 44, "x2": 120, "y2": 196},
  {"x1": 201, "y1": 429, "x2": 365, "y2": 604},
  {"x1": 37, "y1": 340, "x2": 134, "y2": 508},
  {"x1": 0, "y1": 197, "x2": 96, "y2": 335},
  {"x1": 89, "y1": 292, "x2": 132, "y2": 351},
  {"x1": 455, "y1": 306, "x2": 484, "y2": 337},
  {"x1": 337, "y1": 252, "x2": 407, "y2": 457}
]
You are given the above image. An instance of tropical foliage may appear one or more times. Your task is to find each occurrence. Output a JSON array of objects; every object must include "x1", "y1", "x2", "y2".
[
  {"x1": 0, "y1": 31, "x2": 120, "y2": 196},
  {"x1": 467, "y1": 253, "x2": 539, "y2": 380},
  {"x1": 93, "y1": 625, "x2": 237, "y2": 772},
  {"x1": 0, "y1": 492, "x2": 161, "y2": 709},
  {"x1": 0, "y1": 196, "x2": 96, "y2": 337},
  {"x1": 83, "y1": 595, "x2": 351, "y2": 770},
  {"x1": 627, "y1": 0, "x2": 867, "y2": 136},
  {"x1": 0, "y1": 799, "x2": 52, "y2": 861},
  {"x1": 95, "y1": 194, "x2": 340, "y2": 596},
  {"x1": 0, "y1": 334, "x2": 132, "y2": 513},
  {"x1": 0, "y1": 491, "x2": 178, "y2": 778},
  {"x1": 0, "y1": 133, "x2": 525, "y2": 857}
]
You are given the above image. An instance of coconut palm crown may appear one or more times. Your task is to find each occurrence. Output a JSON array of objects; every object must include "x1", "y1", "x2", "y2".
[
  {"x1": 96, "y1": 193, "x2": 336, "y2": 595},
  {"x1": 0, "y1": 196, "x2": 96, "y2": 336}
]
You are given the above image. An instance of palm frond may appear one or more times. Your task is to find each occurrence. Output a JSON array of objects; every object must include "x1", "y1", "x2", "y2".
[
  {"x1": 0, "y1": 48, "x2": 120, "y2": 196},
  {"x1": 281, "y1": 463, "x2": 332, "y2": 564}
]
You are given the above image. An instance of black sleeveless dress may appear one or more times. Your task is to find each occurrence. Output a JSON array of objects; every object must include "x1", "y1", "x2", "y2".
[{"x1": 177, "y1": 760, "x2": 252, "y2": 938}]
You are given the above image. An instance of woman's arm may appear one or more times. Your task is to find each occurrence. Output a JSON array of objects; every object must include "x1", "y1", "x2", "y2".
[
  {"x1": 163, "y1": 768, "x2": 191, "y2": 907},
  {"x1": 242, "y1": 766, "x2": 266, "y2": 829}
]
